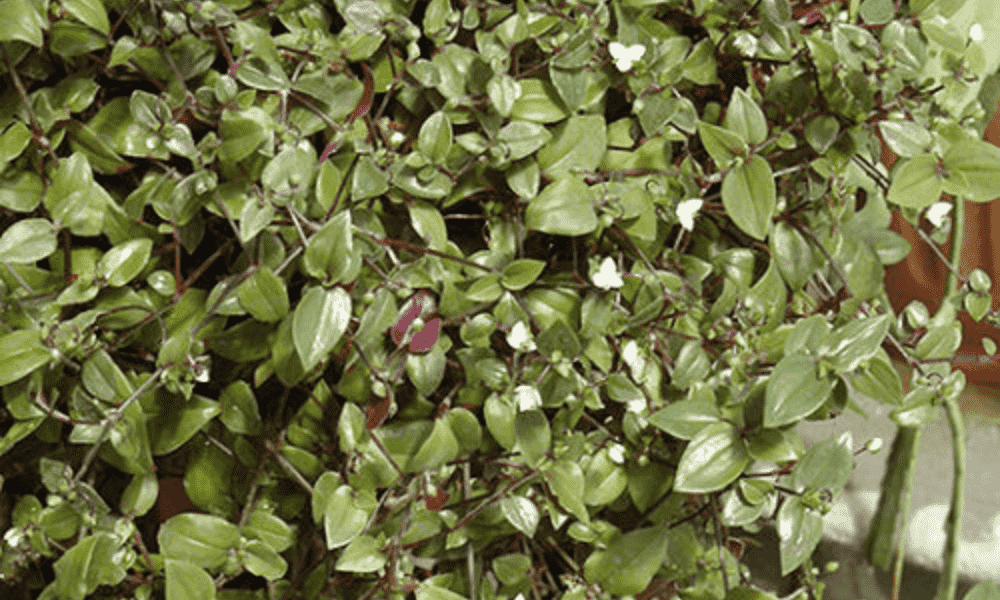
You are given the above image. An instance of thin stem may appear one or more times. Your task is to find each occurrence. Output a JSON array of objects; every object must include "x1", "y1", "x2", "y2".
[
  {"x1": 935, "y1": 394, "x2": 965, "y2": 600},
  {"x1": 935, "y1": 196, "x2": 966, "y2": 600}
]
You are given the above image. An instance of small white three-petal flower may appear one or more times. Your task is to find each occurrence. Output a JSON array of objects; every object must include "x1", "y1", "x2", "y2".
[
  {"x1": 926, "y1": 201, "x2": 952, "y2": 228},
  {"x1": 677, "y1": 198, "x2": 704, "y2": 231},
  {"x1": 608, "y1": 41, "x2": 645, "y2": 72},
  {"x1": 592, "y1": 257, "x2": 624, "y2": 290},
  {"x1": 507, "y1": 321, "x2": 536, "y2": 352}
]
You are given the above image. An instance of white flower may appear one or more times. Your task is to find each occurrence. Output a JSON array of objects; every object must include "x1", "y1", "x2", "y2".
[
  {"x1": 607, "y1": 443, "x2": 626, "y2": 465},
  {"x1": 514, "y1": 384, "x2": 542, "y2": 411},
  {"x1": 507, "y1": 321, "x2": 536, "y2": 352},
  {"x1": 677, "y1": 198, "x2": 703, "y2": 231},
  {"x1": 926, "y1": 201, "x2": 952, "y2": 228},
  {"x1": 970, "y1": 23, "x2": 984, "y2": 42},
  {"x1": 592, "y1": 257, "x2": 623, "y2": 290},
  {"x1": 608, "y1": 41, "x2": 645, "y2": 72},
  {"x1": 866, "y1": 438, "x2": 883, "y2": 454}
]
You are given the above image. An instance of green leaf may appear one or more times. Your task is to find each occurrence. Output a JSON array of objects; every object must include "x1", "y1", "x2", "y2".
[
  {"x1": 237, "y1": 267, "x2": 289, "y2": 323},
  {"x1": 583, "y1": 527, "x2": 670, "y2": 596},
  {"x1": 409, "y1": 417, "x2": 460, "y2": 471},
  {"x1": 725, "y1": 586, "x2": 780, "y2": 600},
  {"x1": 218, "y1": 107, "x2": 272, "y2": 164},
  {"x1": 487, "y1": 73, "x2": 522, "y2": 118},
  {"x1": 536, "y1": 115, "x2": 607, "y2": 177},
  {"x1": 848, "y1": 351, "x2": 903, "y2": 405},
  {"x1": 159, "y1": 513, "x2": 240, "y2": 570},
  {"x1": 494, "y1": 554, "x2": 532, "y2": 586},
  {"x1": 674, "y1": 422, "x2": 750, "y2": 493},
  {"x1": 724, "y1": 88, "x2": 768, "y2": 145},
  {"x1": 64, "y1": 0, "x2": 110, "y2": 34},
  {"x1": 0, "y1": 121, "x2": 32, "y2": 167},
  {"x1": 0, "y1": 218, "x2": 57, "y2": 264},
  {"x1": 722, "y1": 155, "x2": 776, "y2": 240},
  {"x1": 501, "y1": 259, "x2": 546, "y2": 291},
  {"x1": 120, "y1": 472, "x2": 158, "y2": 516},
  {"x1": 698, "y1": 121, "x2": 748, "y2": 166},
  {"x1": 408, "y1": 200, "x2": 447, "y2": 251},
  {"x1": 496, "y1": 120, "x2": 552, "y2": 161},
  {"x1": 183, "y1": 443, "x2": 235, "y2": 515},
  {"x1": 242, "y1": 539, "x2": 288, "y2": 580},
  {"x1": 515, "y1": 409, "x2": 551, "y2": 466},
  {"x1": 165, "y1": 559, "x2": 215, "y2": 600},
  {"x1": 324, "y1": 485, "x2": 373, "y2": 549},
  {"x1": 303, "y1": 210, "x2": 355, "y2": 283},
  {"x1": 544, "y1": 459, "x2": 589, "y2": 523},
  {"x1": 485, "y1": 393, "x2": 517, "y2": 449},
  {"x1": 793, "y1": 434, "x2": 853, "y2": 493},
  {"x1": 584, "y1": 447, "x2": 627, "y2": 506},
  {"x1": 746, "y1": 428, "x2": 802, "y2": 463},
  {"x1": 336, "y1": 535, "x2": 388, "y2": 572},
  {"x1": 764, "y1": 354, "x2": 834, "y2": 427},
  {"x1": 417, "y1": 111, "x2": 453, "y2": 163},
  {"x1": 0, "y1": 0, "x2": 46, "y2": 46},
  {"x1": 147, "y1": 395, "x2": 221, "y2": 455},
  {"x1": 525, "y1": 175, "x2": 598, "y2": 236},
  {"x1": 352, "y1": 155, "x2": 389, "y2": 200},
  {"x1": 43, "y1": 152, "x2": 108, "y2": 237},
  {"x1": 820, "y1": 313, "x2": 891, "y2": 373},
  {"x1": 942, "y1": 138, "x2": 1000, "y2": 202},
  {"x1": 501, "y1": 495, "x2": 540, "y2": 537},
  {"x1": 293, "y1": 286, "x2": 351, "y2": 372},
  {"x1": 804, "y1": 116, "x2": 839, "y2": 154},
  {"x1": 0, "y1": 329, "x2": 49, "y2": 386},
  {"x1": 878, "y1": 120, "x2": 931, "y2": 157},
  {"x1": 770, "y1": 222, "x2": 817, "y2": 290},
  {"x1": 53, "y1": 533, "x2": 127, "y2": 600},
  {"x1": 510, "y1": 78, "x2": 569, "y2": 123},
  {"x1": 96, "y1": 238, "x2": 152, "y2": 287},
  {"x1": 778, "y1": 496, "x2": 823, "y2": 575},
  {"x1": 887, "y1": 154, "x2": 943, "y2": 209},
  {"x1": 219, "y1": 381, "x2": 263, "y2": 435},
  {"x1": 648, "y1": 399, "x2": 721, "y2": 440}
]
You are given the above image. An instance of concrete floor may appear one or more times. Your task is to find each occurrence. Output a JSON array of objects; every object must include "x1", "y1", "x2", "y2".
[{"x1": 743, "y1": 360, "x2": 1000, "y2": 600}]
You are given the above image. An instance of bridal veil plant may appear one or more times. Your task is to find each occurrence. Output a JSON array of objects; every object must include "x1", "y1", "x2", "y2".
[{"x1": 1, "y1": 0, "x2": 1000, "y2": 599}]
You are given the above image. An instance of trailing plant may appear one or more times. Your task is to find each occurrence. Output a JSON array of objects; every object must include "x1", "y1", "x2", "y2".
[{"x1": 1, "y1": 0, "x2": 1000, "y2": 600}]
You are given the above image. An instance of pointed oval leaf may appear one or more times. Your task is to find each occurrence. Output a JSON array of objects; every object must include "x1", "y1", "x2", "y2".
[
  {"x1": 878, "y1": 120, "x2": 931, "y2": 158},
  {"x1": 943, "y1": 138, "x2": 1000, "y2": 202},
  {"x1": 0, "y1": 218, "x2": 58, "y2": 264},
  {"x1": 525, "y1": 175, "x2": 597, "y2": 236},
  {"x1": 777, "y1": 496, "x2": 823, "y2": 575},
  {"x1": 648, "y1": 399, "x2": 721, "y2": 440},
  {"x1": 408, "y1": 417, "x2": 459, "y2": 471},
  {"x1": 501, "y1": 495, "x2": 540, "y2": 537},
  {"x1": 887, "y1": 154, "x2": 943, "y2": 209},
  {"x1": 583, "y1": 527, "x2": 670, "y2": 596},
  {"x1": 764, "y1": 354, "x2": 834, "y2": 427},
  {"x1": 698, "y1": 121, "x2": 748, "y2": 166},
  {"x1": 674, "y1": 422, "x2": 750, "y2": 493},
  {"x1": 722, "y1": 155, "x2": 775, "y2": 240},
  {"x1": 501, "y1": 259, "x2": 546, "y2": 290},
  {"x1": 165, "y1": 559, "x2": 215, "y2": 600},
  {"x1": 292, "y1": 286, "x2": 351, "y2": 372},
  {"x1": 544, "y1": 459, "x2": 589, "y2": 523},
  {"x1": 417, "y1": 111, "x2": 453, "y2": 163},
  {"x1": 725, "y1": 87, "x2": 768, "y2": 145},
  {"x1": 158, "y1": 513, "x2": 240, "y2": 570},
  {"x1": 0, "y1": 329, "x2": 50, "y2": 386},
  {"x1": 237, "y1": 266, "x2": 289, "y2": 323},
  {"x1": 96, "y1": 238, "x2": 152, "y2": 286},
  {"x1": 336, "y1": 535, "x2": 388, "y2": 573},
  {"x1": 515, "y1": 409, "x2": 551, "y2": 466},
  {"x1": 324, "y1": 485, "x2": 371, "y2": 549}
]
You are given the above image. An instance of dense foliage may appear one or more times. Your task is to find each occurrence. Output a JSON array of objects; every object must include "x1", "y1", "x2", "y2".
[{"x1": 3, "y1": 0, "x2": 1000, "y2": 599}]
